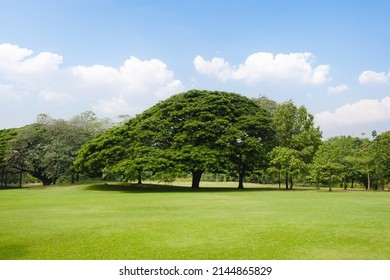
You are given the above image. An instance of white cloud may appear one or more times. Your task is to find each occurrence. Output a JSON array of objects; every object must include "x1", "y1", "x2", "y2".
[
  {"x1": 92, "y1": 95, "x2": 134, "y2": 115},
  {"x1": 315, "y1": 97, "x2": 390, "y2": 128},
  {"x1": 193, "y1": 56, "x2": 232, "y2": 81},
  {"x1": 194, "y1": 52, "x2": 330, "y2": 85},
  {"x1": 0, "y1": 43, "x2": 184, "y2": 117},
  {"x1": 0, "y1": 43, "x2": 32, "y2": 63},
  {"x1": 38, "y1": 90, "x2": 73, "y2": 103},
  {"x1": 0, "y1": 44, "x2": 62, "y2": 76},
  {"x1": 0, "y1": 84, "x2": 24, "y2": 101},
  {"x1": 358, "y1": 70, "x2": 390, "y2": 85},
  {"x1": 327, "y1": 84, "x2": 349, "y2": 95}
]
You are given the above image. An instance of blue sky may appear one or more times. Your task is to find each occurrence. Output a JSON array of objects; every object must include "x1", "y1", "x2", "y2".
[{"x1": 1, "y1": 0, "x2": 389, "y2": 138}]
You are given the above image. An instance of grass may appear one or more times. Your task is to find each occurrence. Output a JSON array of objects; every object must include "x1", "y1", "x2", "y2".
[{"x1": 0, "y1": 182, "x2": 389, "y2": 260}]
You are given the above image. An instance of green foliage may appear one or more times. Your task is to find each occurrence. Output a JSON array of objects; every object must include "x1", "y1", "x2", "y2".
[
  {"x1": 0, "y1": 128, "x2": 20, "y2": 187},
  {"x1": 310, "y1": 138, "x2": 346, "y2": 191},
  {"x1": 76, "y1": 90, "x2": 275, "y2": 188},
  {"x1": 6, "y1": 112, "x2": 109, "y2": 185},
  {"x1": 371, "y1": 131, "x2": 390, "y2": 190},
  {"x1": 309, "y1": 133, "x2": 390, "y2": 191},
  {"x1": 269, "y1": 101, "x2": 322, "y2": 188}
]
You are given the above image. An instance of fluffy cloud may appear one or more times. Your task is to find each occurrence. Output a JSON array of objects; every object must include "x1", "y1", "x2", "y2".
[
  {"x1": 0, "y1": 44, "x2": 62, "y2": 76},
  {"x1": 358, "y1": 70, "x2": 390, "y2": 85},
  {"x1": 0, "y1": 84, "x2": 24, "y2": 101},
  {"x1": 38, "y1": 90, "x2": 73, "y2": 103},
  {"x1": 327, "y1": 84, "x2": 349, "y2": 95},
  {"x1": 92, "y1": 95, "x2": 134, "y2": 115},
  {"x1": 194, "y1": 52, "x2": 330, "y2": 85},
  {"x1": 315, "y1": 97, "x2": 390, "y2": 128},
  {"x1": 0, "y1": 43, "x2": 184, "y2": 116},
  {"x1": 0, "y1": 43, "x2": 33, "y2": 63}
]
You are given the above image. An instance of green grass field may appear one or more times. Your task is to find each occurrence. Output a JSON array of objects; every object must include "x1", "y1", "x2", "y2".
[{"x1": 0, "y1": 182, "x2": 389, "y2": 260}]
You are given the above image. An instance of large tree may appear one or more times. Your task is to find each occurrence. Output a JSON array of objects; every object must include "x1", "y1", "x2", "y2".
[
  {"x1": 75, "y1": 90, "x2": 275, "y2": 188},
  {"x1": 134, "y1": 90, "x2": 274, "y2": 188}
]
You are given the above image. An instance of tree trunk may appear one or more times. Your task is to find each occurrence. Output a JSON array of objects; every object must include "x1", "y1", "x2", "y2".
[
  {"x1": 19, "y1": 171, "x2": 23, "y2": 188},
  {"x1": 191, "y1": 170, "x2": 203, "y2": 188},
  {"x1": 285, "y1": 172, "x2": 289, "y2": 189},
  {"x1": 367, "y1": 167, "x2": 371, "y2": 190},
  {"x1": 351, "y1": 178, "x2": 354, "y2": 188},
  {"x1": 32, "y1": 172, "x2": 52, "y2": 186},
  {"x1": 137, "y1": 173, "x2": 142, "y2": 185},
  {"x1": 238, "y1": 171, "x2": 245, "y2": 189},
  {"x1": 278, "y1": 172, "x2": 281, "y2": 189},
  {"x1": 41, "y1": 177, "x2": 52, "y2": 186},
  {"x1": 289, "y1": 175, "x2": 293, "y2": 190}
]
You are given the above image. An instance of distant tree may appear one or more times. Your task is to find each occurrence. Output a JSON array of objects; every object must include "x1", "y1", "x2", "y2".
[
  {"x1": 269, "y1": 101, "x2": 322, "y2": 188},
  {"x1": 7, "y1": 123, "x2": 54, "y2": 185},
  {"x1": 310, "y1": 137, "x2": 352, "y2": 191},
  {"x1": 269, "y1": 147, "x2": 306, "y2": 189},
  {"x1": 7, "y1": 112, "x2": 110, "y2": 186},
  {"x1": 253, "y1": 95, "x2": 279, "y2": 115},
  {"x1": 0, "y1": 128, "x2": 20, "y2": 187},
  {"x1": 371, "y1": 131, "x2": 390, "y2": 190}
]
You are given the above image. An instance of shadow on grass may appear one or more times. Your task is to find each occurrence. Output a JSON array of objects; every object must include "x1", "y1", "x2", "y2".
[{"x1": 85, "y1": 183, "x2": 299, "y2": 194}]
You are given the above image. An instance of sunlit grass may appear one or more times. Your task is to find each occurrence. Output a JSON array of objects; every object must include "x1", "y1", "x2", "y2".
[{"x1": 0, "y1": 182, "x2": 389, "y2": 259}]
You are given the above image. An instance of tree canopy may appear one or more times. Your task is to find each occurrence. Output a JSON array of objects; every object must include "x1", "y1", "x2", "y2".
[
  {"x1": 75, "y1": 90, "x2": 275, "y2": 188},
  {"x1": 1, "y1": 90, "x2": 388, "y2": 191},
  {"x1": 4, "y1": 112, "x2": 109, "y2": 186},
  {"x1": 269, "y1": 100, "x2": 322, "y2": 189}
]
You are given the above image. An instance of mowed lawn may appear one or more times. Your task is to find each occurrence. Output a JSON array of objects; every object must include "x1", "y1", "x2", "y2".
[{"x1": 0, "y1": 182, "x2": 389, "y2": 260}]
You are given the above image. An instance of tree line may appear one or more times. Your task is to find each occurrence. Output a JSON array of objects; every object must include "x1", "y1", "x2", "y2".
[
  {"x1": 1, "y1": 90, "x2": 389, "y2": 190},
  {"x1": 0, "y1": 112, "x2": 111, "y2": 187}
]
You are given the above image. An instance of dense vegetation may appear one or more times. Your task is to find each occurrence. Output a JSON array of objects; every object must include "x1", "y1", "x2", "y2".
[{"x1": 1, "y1": 90, "x2": 389, "y2": 190}]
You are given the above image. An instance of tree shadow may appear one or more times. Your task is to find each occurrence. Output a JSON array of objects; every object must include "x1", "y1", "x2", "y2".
[{"x1": 85, "y1": 183, "x2": 284, "y2": 194}]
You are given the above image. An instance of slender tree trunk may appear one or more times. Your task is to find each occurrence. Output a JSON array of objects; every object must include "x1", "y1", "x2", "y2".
[
  {"x1": 137, "y1": 173, "x2": 142, "y2": 185},
  {"x1": 351, "y1": 178, "x2": 354, "y2": 189},
  {"x1": 191, "y1": 170, "x2": 203, "y2": 188},
  {"x1": 329, "y1": 178, "x2": 332, "y2": 192},
  {"x1": 367, "y1": 165, "x2": 371, "y2": 190},
  {"x1": 238, "y1": 171, "x2": 245, "y2": 189},
  {"x1": 285, "y1": 172, "x2": 289, "y2": 189},
  {"x1": 278, "y1": 172, "x2": 281, "y2": 189}
]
